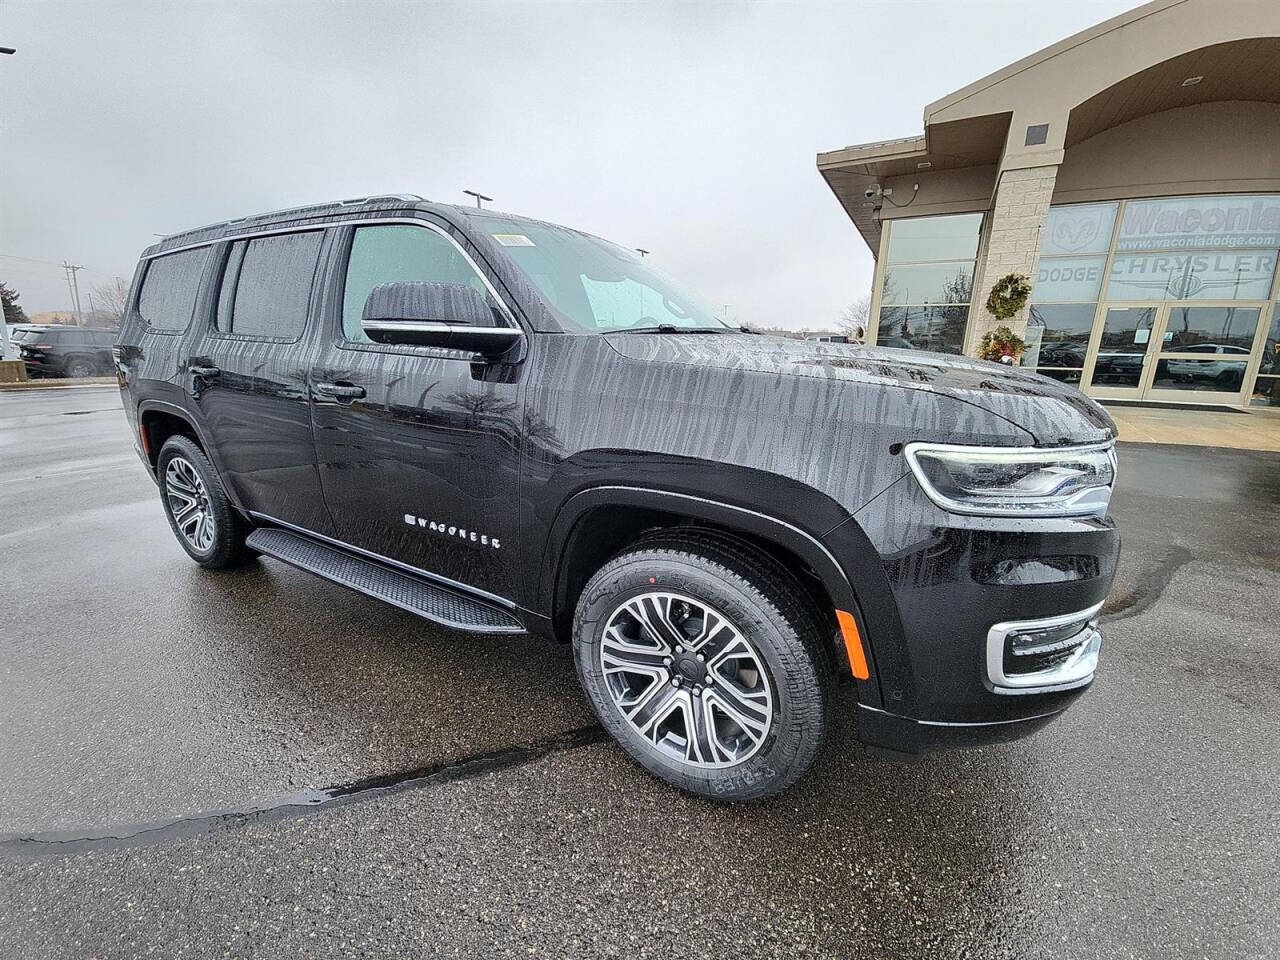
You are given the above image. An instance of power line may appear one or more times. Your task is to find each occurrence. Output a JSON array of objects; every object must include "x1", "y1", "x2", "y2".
[{"x1": 0, "y1": 252, "x2": 75, "y2": 268}]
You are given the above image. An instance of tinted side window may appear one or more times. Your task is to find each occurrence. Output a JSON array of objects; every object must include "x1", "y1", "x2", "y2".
[
  {"x1": 217, "y1": 232, "x2": 322, "y2": 339},
  {"x1": 340, "y1": 225, "x2": 500, "y2": 343},
  {"x1": 138, "y1": 248, "x2": 208, "y2": 332}
]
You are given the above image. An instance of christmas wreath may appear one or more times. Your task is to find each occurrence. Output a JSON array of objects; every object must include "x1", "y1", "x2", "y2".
[
  {"x1": 984, "y1": 272, "x2": 1032, "y2": 322},
  {"x1": 978, "y1": 325, "x2": 1027, "y2": 364}
]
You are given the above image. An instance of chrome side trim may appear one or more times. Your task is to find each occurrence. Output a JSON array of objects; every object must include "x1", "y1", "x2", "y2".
[
  {"x1": 858, "y1": 703, "x2": 1065, "y2": 728},
  {"x1": 361, "y1": 321, "x2": 521, "y2": 337},
  {"x1": 247, "y1": 512, "x2": 517, "y2": 611},
  {"x1": 141, "y1": 216, "x2": 519, "y2": 329},
  {"x1": 584, "y1": 485, "x2": 852, "y2": 591},
  {"x1": 986, "y1": 602, "x2": 1104, "y2": 694}
]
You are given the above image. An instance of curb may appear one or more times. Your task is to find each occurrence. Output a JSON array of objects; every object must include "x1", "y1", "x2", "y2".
[{"x1": 0, "y1": 377, "x2": 117, "y2": 391}]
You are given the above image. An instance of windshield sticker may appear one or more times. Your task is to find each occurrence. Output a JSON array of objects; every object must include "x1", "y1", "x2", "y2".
[{"x1": 492, "y1": 233, "x2": 535, "y2": 247}]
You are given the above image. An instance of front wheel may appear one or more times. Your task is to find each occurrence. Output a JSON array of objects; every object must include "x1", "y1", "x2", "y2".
[
  {"x1": 573, "y1": 532, "x2": 830, "y2": 801},
  {"x1": 156, "y1": 435, "x2": 255, "y2": 569}
]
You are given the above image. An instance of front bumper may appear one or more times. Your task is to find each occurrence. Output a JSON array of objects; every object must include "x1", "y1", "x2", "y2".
[{"x1": 828, "y1": 471, "x2": 1119, "y2": 754}]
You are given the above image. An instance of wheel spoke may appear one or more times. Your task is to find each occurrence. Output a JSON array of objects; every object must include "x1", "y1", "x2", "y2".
[
  {"x1": 601, "y1": 625, "x2": 670, "y2": 674},
  {"x1": 707, "y1": 683, "x2": 770, "y2": 743},
  {"x1": 600, "y1": 590, "x2": 774, "y2": 770},
  {"x1": 168, "y1": 492, "x2": 197, "y2": 519},
  {"x1": 623, "y1": 595, "x2": 686, "y2": 652},
  {"x1": 166, "y1": 467, "x2": 197, "y2": 496},
  {"x1": 686, "y1": 691, "x2": 721, "y2": 764},
  {"x1": 629, "y1": 681, "x2": 684, "y2": 735}
]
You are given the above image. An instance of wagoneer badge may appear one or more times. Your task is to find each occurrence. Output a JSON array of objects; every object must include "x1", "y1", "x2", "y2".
[{"x1": 404, "y1": 514, "x2": 501, "y2": 549}]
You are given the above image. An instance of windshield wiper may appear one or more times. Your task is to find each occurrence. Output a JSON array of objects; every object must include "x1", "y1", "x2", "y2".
[{"x1": 602, "y1": 325, "x2": 732, "y2": 335}]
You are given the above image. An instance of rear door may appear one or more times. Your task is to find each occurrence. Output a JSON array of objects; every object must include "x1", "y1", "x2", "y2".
[
  {"x1": 309, "y1": 217, "x2": 525, "y2": 600},
  {"x1": 186, "y1": 229, "x2": 333, "y2": 535}
]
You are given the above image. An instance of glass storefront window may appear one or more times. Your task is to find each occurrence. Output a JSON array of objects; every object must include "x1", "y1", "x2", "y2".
[
  {"x1": 1107, "y1": 250, "x2": 1277, "y2": 301},
  {"x1": 1151, "y1": 344, "x2": 1251, "y2": 392},
  {"x1": 1024, "y1": 303, "x2": 1096, "y2": 379},
  {"x1": 1160, "y1": 306, "x2": 1261, "y2": 351},
  {"x1": 1116, "y1": 194, "x2": 1280, "y2": 252},
  {"x1": 1251, "y1": 310, "x2": 1280, "y2": 407},
  {"x1": 1033, "y1": 256, "x2": 1107, "y2": 303},
  {"x1": 1041, "y1": 202, "x2": 1118, "y2": 256},
  {"x1": 1090, "y1": 306, "x2": 1157, "y2": 389},
  {"x1": 877, "y1": 305, "x2": 968, "y2": 354},
  {"x1": 884, "y1": 213, "x2": 982, "y2": 263},
  {"x1": 881, "y1": 262, "x2": 974, "y2": 306},
  {"x1": 875, "y1": 212, "x2": 982, "y2": 354}
]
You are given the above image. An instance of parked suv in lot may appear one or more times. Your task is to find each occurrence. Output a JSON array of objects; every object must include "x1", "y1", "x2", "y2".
[
  {"x1": 18, "y1": 325, "x2": 117, "y2": 378},
  {"x1": 115, "y1": 195, "x2": 1120, "y2": 799}
]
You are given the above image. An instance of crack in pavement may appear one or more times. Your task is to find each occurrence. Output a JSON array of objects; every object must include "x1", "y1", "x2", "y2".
[
  {"x1": 1101, "y1": 545, "x2": 1193, "y2": 623},
  {"x1": 0, "y1": 725, "x2": 607, "y2": 860}
]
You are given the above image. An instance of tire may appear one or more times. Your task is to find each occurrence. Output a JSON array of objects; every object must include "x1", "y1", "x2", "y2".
[
  {"x1": 573, "y1": 530, "x2": 830, "y2": 801},
  {"x1": 65, "y1": 357, "x2": 94, "y2": 379},
  {"x1": 155, "y1": 435, "x2": 255, "y2": 569}
]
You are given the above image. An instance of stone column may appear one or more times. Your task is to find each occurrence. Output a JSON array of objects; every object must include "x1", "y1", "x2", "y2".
[{"x1": 964, "y1": 163, "x2": 1059, "y2": 358}]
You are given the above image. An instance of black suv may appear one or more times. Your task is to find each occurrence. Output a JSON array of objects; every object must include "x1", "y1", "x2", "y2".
[
  {"x1": 18, "y1": 325, "x2": 117, "y2": 378},
  {"x1": 115, "y1": 195, "x2": 1120, "y2": 800}
]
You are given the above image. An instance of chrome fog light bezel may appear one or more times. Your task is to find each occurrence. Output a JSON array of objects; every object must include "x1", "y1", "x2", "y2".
[{"x1": 986, "y1": 602, "x2": 1104, "y2": 694}]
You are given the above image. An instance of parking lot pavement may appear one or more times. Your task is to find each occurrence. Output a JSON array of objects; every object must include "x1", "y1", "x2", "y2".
[{"x1": 1, "y1": 386, "x2": 1277, "y2": 959}]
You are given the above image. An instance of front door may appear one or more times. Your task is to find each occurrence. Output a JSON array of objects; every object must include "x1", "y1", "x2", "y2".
[
  {"x1": 309, "y1": 218, "x2": 525, "y2": 602},
  {"x1": 1085, "y1": 305, "x2": 1162, "y2": 400},
  {"x1": 1144, "y1": 304, "x2": 1262, "y2": 405}
]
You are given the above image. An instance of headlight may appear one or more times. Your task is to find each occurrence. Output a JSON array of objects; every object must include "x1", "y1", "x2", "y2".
[{"x1": 904, "y1": 442, "x2": 1116, "y2": 517}]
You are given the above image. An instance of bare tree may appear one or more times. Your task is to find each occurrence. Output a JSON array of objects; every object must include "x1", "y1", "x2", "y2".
[
  {"x1": 838, "y1": 295, "x2": 871, "y2": 341},
  {"x1": 91, "y1": 277, "x2": 130, "y2": 328}
]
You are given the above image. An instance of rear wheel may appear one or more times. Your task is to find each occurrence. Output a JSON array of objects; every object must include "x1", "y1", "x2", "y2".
[
  {"x1": 65, "y1": 357, "x2": 94, "y2": 379},
  {"x1": 573, "y1": 531, "x2": 830, "y2": 801},
  {"x1": 156, "y1": 435, "x2": 255, "y2": 568}
]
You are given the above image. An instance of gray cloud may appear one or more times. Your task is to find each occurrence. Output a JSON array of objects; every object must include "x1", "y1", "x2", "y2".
[{"x1": 2, "y1": 0, "x2": 1134, "y2": 325}]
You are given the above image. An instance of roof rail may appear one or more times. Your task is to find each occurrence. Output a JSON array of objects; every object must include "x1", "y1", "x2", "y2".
[{"x1": 163, "y1": 194, "x2": 428, "y2": 240}]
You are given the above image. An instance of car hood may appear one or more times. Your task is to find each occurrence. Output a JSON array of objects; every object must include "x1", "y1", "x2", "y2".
[{"x1": 602, "y1": 333, "x2": 1115, "y2": 446}]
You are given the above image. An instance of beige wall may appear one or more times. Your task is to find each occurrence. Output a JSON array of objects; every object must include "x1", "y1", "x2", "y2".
[
  {"x1": 925, "y1": 0, "x2": 1280, "y2": 169},
  {"x1": 1053, "y1": 100, "x2": 1280, "y2": 204},
  {"x1": 877, "y1": 164, "x2": 997, "y2": 223}
]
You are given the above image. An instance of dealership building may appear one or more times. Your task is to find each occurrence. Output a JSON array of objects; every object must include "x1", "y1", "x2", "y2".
[{"x1": 818, "y1": 0, "x2": 1280, "y2": 409}]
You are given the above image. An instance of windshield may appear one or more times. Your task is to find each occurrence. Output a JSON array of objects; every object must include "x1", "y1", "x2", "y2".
[{"x1": 481, "y1": 218, "x2": 728, "y2": 333}]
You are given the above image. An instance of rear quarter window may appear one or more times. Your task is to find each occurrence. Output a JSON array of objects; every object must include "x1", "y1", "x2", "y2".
[{"x1": 138, "y1": 248, "x2": 209, "y2": 332}]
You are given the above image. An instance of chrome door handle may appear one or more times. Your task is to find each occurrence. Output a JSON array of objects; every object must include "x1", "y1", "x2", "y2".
[{"x1": 315, "y1": 382, "x2": 366, "y2": 401}]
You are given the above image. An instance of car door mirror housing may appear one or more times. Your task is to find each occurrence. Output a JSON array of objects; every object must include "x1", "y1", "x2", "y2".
[{"x1": 361, "y1": 281, "x2": 521, "y2": 357}]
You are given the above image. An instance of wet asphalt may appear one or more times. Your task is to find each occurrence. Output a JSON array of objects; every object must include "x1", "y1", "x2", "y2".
[{"x1": 0, "y1": 386, "x2": 1277, "y2": 959}]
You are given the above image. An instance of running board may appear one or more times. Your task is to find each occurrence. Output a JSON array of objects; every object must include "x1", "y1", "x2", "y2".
[{"x1": 246, "y1": 528, "x2": 525, "y2": 635}]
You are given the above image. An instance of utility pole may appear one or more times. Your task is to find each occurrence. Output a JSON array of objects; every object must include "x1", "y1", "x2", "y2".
[
  {"x1": 462, "y1": 189, "x2": 492, "y2": 209},
  {"x1": 0, "y1": 45, "x2": 15, "y2": 361},
  {"x1": 63, "y1": 262, "x2": 85, "y2": 326}
]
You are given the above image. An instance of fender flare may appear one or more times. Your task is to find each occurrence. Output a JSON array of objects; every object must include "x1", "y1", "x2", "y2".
[
  {"x1": 135, "y1": 399, "x2": 246, "y2": 512},
  {"x1": 540, "y1": 483, "x2": 883, "y2": 705}
]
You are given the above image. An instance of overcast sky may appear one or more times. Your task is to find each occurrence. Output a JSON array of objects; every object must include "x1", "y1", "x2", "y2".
[{"x1": 2, "y1": 0, "x2": 1137, "y2": 326}]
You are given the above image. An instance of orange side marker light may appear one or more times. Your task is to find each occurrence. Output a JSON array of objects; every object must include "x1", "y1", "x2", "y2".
[{"x1": 835, "y1": 609, "x2": 869, "y2": 680}]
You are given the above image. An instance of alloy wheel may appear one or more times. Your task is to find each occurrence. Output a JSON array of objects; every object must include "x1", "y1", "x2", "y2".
[
  {"x1": 599, "y1": 591, "x2": 774, "y2": 769},
  {"x1": 164, "y1": 456, "x2": 216, "y2": 553}
]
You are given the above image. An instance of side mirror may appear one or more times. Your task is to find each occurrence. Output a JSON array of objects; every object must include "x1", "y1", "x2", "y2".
[{"x1": 361, "y1": 281, "x2": 522, "y2": 358}]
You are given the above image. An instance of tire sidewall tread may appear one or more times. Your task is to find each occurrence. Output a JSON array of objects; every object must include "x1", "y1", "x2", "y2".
[
  {"x1": 155, "y1": 435, "x2": 253, "y2": 569},
  {"x1": 573, "y1": 531, "x2": 830, "y2": 801}
]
